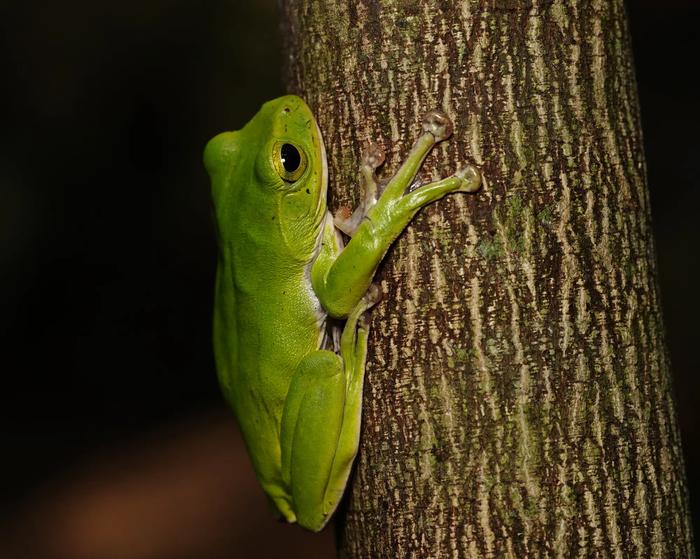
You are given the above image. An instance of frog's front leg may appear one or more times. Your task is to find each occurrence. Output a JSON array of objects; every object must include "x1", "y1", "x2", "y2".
[
  {"x1": 313, "y1": 110, "x2": 481, "y2": 318},
  {"x1": 279, "y1": 289, "x2": 377, "y2": 531},
  {"x1": 334, "y1": 141, "x2": 385, "y2": 237}
]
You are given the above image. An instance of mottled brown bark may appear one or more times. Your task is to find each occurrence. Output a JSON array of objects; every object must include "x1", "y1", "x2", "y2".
[{"x1": 280, "y1": 0, "x2": 694, "y2": 557}]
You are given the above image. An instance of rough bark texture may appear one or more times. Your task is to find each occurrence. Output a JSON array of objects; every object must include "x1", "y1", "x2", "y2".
[{"x1": 280, "y1": 0, "x2": 694, "y2": 557}]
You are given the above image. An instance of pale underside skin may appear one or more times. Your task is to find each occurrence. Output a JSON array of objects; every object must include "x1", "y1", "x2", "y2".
[{"x1": 206, "y1": 95, "x2": 480, "y2": 531}]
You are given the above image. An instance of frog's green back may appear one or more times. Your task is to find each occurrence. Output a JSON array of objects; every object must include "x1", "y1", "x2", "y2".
[{"x1": 205, "y1": 96, "x2": 329, "y2": 497}]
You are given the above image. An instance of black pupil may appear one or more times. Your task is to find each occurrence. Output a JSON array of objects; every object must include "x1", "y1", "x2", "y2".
[{"x1": 281, "y1": 143, "x2": 301, "y2": 173}]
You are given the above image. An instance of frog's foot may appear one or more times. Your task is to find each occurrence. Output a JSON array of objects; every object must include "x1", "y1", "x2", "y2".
[
  {"x1": 421, "y1": 109, "x2": 453, "y2": 142},
  {"x1": 365, "y1": 282, "x2": 382, "y2": 306},
  {"x1": 334, "y1": 205, "x2": 353, "y2": 230},
  {"x1": 454, "y1": 165, "x2": 481, "y2": 192},
  {"x1": 337, "y1": 282, "x2": 381, "y2": 373},
  {"x1": 358, "y1": 284, "x2": 382, "y2": 330},
  {"x1": 334, "y1": 142, "x2": 385, "y2": 237},
  {"x1": 373, "y1": 109, "x2": 481, "y2": 210}
]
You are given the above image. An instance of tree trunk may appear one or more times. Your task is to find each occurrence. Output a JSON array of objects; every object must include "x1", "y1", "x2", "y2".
[{"x1": 279, "y1": 0, "x2": 694, "y2": 557}]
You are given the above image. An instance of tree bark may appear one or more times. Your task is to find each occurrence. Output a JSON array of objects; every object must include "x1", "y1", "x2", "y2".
[{"x1": 279, "y1": 0, "x2": 694, "y2": 557}]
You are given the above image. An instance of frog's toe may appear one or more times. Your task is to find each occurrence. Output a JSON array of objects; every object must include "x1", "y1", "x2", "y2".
[
  {"x1": 455, "y1": 165, "x2": 482, "y2": 192},
  {"x1": 422, "y1": 110, "x2": 453, "y2": 142},
  {"x1": 365, "y1": 283, "x2": 382, "y2": 307},
  {"x1": 362, "y1": 141, "x2": 385, "y2": 169}
]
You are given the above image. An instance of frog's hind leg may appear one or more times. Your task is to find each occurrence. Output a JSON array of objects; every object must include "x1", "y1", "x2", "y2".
[
  {"x1": 279, "y1": 288, "x2": 378, "y2": 531},
  {"x1": 279, "y1": 349, "x2": 345, "y2": 531},
  {"x1": 320, "y1": 285, "x2": 379, "y2": 511}
]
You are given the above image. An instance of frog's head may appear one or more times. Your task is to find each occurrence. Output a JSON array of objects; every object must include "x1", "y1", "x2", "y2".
[
  {"x1": 254, "y1": 95, "x2": 328, "y2": 238},
  {"x1": 204, "y1": 95, "x2": 327, "y2": 252}
]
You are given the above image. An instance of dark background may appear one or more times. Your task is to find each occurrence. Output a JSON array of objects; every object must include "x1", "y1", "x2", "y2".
[{"x1": 0, "y1": 1, "x2": 697, "y2": 557}]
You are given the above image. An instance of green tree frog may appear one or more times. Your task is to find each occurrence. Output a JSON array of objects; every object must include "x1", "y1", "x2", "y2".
[{"x1": 204, "y1": 95, "x2": 480, "y2": 531}]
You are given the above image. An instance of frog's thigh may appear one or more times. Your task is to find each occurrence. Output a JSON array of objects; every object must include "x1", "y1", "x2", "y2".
[{"x1": 280, "y1": 350, "x2": 346, "y2": 530}]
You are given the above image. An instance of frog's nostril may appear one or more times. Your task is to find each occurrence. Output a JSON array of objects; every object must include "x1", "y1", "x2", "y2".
[{"x1": 283, "y1": 107, "x2": 290, "y2": 113}]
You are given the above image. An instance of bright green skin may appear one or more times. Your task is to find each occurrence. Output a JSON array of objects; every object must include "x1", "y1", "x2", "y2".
[{"x1": 205, "y1": 95, "x2": 480, "y2": 531}]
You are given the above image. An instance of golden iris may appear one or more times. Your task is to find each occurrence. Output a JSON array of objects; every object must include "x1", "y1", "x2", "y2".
[{"x1": 273, "y1": 142, "x2": 306, "y2": 182}]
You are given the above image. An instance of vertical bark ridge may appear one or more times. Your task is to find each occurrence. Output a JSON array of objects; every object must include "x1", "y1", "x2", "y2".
[{"x1": 280, "y1": 0, "x2": 693, "y2": 556}]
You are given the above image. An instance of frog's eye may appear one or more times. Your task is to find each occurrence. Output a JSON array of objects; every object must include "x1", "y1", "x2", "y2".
[{"x1": 273, "y1": 142, "x2": 306, "y2": 183}]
